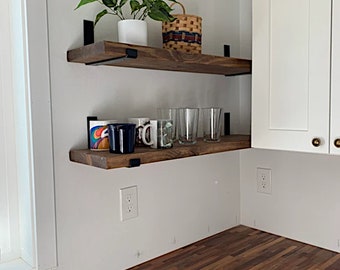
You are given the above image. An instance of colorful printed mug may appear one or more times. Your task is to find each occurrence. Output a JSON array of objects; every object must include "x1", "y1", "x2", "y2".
[{"x1": 89, "y1": 120, "x2": 117, "y2": 151}]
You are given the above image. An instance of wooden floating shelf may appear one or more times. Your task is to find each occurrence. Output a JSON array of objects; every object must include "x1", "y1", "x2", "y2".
[
  {"x1": 67, "y1": 41, "x2": 252, "y2": 76},
  {"x1": 69, "y1": 135, "x2": 250, "y2": 170}
]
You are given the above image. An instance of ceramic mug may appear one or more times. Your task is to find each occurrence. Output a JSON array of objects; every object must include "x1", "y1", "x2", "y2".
[
  {"x1": 128, "y1": 117, "x2": 150, "y2": 146},
  {"x1": 89, "y1": 120, "x2": 117, "y2": 151},
  {"x1": 107, "y1": 123, "x2": 136, "y2": 154},
  {"x1": 141, "y1": 119, "x2": 173, "y2": 149}
]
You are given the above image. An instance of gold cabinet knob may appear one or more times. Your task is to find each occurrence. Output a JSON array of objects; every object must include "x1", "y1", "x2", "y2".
[
  {"x1": 334, "y1": 139, "x2": 340, "y2": 148},
  {"x1": 312, "y1": 138, "x2": 321, "y2": 147}
]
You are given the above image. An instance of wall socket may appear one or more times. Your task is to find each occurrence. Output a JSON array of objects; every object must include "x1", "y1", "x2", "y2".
[
  {"x1": 257, "y1": 168, "x2": 272, "y2": 194},
  {"x1": 120, "y1": 186, "x2": 138, "y2": 221}
]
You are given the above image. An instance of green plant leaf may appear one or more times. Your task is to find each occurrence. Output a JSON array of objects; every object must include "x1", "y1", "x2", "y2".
[
  {"x1": 148, "y1": 8, "x2": 169, "y2": 21},
  {"x1": 130, "y1": 0, "x2": 141, "y2": 13},
  {"x1": 142, "y1": 0, "x2": 152, "y2": 9},
  {"x1": 94, "y1": 9, "x2": 108, "y2": 25},
  {"x1": 102, "y1": 0, "x2": 117, "y2": 8},
  {"x1": 119, "y1": 0, "x2": 128, "y2": 8},
  {"x1": 75, "y1": 0, "x2": 97, "y2": 10},
  {"x1": 147, "y1": 3, "x2": 176, "y2": 22},
  {"x1": 75, "y1": 0, "x2": 178, "y2": 22},
  {"x1": 157, "y1": 1, "x2": 172, "y2": 13}
]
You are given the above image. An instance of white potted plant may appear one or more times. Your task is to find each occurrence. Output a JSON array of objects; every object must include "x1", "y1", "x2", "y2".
[{"x1": 75, "y1": 0, "x2": 177, "y2": 46}]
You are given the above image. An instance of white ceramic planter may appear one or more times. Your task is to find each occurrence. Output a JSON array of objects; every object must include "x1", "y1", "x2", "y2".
[{"x1": 118, "y1": 19, "x2": 147, "y2": 46}]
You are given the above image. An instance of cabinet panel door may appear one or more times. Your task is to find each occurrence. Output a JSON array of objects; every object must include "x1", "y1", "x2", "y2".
[
  {"x1": 330, "y1": 0, "x2": 340, "y2": 155},
  {"x1": 252, "y1": 0, "x2": 331, "y2": 153}
]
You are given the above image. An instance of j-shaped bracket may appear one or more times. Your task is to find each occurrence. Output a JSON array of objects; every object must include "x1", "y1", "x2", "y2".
[{"x1": 86, "y1": 48, "x2": 138, "y2": 66}]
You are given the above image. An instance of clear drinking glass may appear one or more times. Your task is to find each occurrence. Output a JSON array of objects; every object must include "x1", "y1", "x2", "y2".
[
  {"x1": 157, "y1": 119, "x2": 173, "y2": 148},
  {"x1": 178, "y1": 108, "x2": 199, "y2": 145},
  {"x1": 202, "y1": 107, "x2": 222, "y2": 142},
  {"x1": 157, "y1": 108, "x2": 178, "y2": 141}
]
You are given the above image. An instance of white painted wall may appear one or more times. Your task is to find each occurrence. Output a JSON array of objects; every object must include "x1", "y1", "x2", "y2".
[
  {"x1": 238, "y1": 0, "x2": 252, "y2": 134},
  {"x1": 55, "y1": 154, "x2": 241, "y2": 270},
  {"x1": 240, "y1": 149, "x2": 340, "y2": 252},
  {"x1": 44, "y1": 0, "x2": 249, "y2": 269}
]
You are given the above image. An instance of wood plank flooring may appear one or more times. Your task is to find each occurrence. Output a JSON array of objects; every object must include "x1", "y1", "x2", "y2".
[{"x1": 129, "y1": 226, "x2": 340, "y2": 270}]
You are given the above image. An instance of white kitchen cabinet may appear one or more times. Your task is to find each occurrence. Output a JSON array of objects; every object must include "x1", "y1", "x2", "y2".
[
  {"x1": 330, "y1": 0, "x2": 340, "y2": 154},
  {"x1": 252, "y1": 0, "x2": 332, "y2": 153}
]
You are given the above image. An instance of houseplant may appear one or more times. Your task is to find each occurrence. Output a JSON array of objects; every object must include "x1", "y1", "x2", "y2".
[{"x1": 75, "y1": 0, "x2": 178, "y2": 45}]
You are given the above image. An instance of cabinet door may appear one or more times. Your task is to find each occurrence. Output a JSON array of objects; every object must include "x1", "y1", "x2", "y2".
[
  {"x1": 252, "y1": 0, "x2": 332, "y2": 153},
  {"x1": 330, "y1": 0, "x2": 340, "y2": 155}
]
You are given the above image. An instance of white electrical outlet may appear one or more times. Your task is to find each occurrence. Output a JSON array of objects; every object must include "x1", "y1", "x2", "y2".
[
  {"x1": 120, "y1": 186, "x2": 138, "y2": 221},
  {"x1": 257, "y1": 168, "x2": 272, "y2": 194}
]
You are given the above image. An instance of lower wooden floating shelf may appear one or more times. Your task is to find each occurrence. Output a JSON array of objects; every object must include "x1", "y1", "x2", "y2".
[{"x1": 69, "y1": 135, "x2": 250, "y2": 170}]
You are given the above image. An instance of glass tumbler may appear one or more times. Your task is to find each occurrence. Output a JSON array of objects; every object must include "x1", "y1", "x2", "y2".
[
  {"x1": 202, "y1": 107, "x2": 222, "y2": 142},
  {"x1": 178, "y1": 108, "x2": 199, "y2": 145},
  {"x1": 157, "y1": 108, "x2": 178, "y2": 141}
]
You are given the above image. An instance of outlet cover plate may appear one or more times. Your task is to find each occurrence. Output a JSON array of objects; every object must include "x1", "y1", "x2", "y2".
[
  {"x1": 120, "y1": 186, "x2": 138, "y2": 221},
  {"x1": 257, "y1": 168, "x2": 272, "y2": 194}
]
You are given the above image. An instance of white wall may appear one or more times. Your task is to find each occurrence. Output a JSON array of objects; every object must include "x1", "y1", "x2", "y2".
[
  {"x1": 239, "y1": 0, "x2": 252, "y2": 135},
  {"x1": 240, "y1": 149, "x2": 340, "y2": 252},
  {"x1": 56, "y1": 154, "x2": 241, "y2": 270},
  {"x1": 44, "y1": 0, "x2": 248, "y2": 269}
]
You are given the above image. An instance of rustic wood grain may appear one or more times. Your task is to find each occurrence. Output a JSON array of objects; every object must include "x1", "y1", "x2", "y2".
[
  {"x1": 69, "y1": 135, "x2": 250, "y2": 170},
  {"x1": 129, "y1": 226, "x2": 340, "y2": 270},
  {"x1": 67, "y1": 41, "x2": 251, "y2": 75}
]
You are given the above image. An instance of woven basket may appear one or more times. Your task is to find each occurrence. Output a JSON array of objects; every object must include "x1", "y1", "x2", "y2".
[{"x1": 162, "y1": 2, "x2": 202, "y2": 54}]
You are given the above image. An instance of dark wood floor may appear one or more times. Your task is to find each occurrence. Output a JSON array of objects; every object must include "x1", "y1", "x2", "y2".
[{"x1": 129, "y1": 225, "x2": 340, "y2": 270}]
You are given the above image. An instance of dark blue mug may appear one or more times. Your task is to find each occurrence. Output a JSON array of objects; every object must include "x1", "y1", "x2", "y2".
[{"x1": 108, "y1": 123, "x2": 136, "y2": 154}]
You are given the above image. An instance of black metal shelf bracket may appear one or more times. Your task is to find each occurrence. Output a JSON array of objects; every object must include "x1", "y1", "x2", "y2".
[
  {"x1": 129, "y1": 158, "x2": 141, "y2": 168},
  {"x1": 86, "y1": 48, "x2": 138, "y2": 66},
  {"x1": 223, "y1": 44, "x2": 251, "y2": 77},
  {"x1": 225, "y1": 72, "x2": 251, "y2": 77}
]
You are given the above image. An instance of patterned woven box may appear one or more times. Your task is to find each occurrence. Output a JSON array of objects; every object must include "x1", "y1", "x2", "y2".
[{"x1": 162, "y1": 2, "x2": 202, "y2": 54}]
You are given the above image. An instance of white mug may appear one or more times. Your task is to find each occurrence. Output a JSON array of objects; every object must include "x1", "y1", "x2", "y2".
[
  {"x1": 128, "y1": 117, "x2": 150, "y2": 146},
  {"x1": 141, "y1": 119, "x2": 173, "y2": 149}
]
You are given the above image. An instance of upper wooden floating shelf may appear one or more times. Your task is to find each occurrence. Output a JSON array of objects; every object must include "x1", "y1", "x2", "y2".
[
  {"x1": 67, "y1": 41, "x2": 252, "y2": 76},
  {"x1": 69, "y1": 135, "x2": 250, "y2": 170}
]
